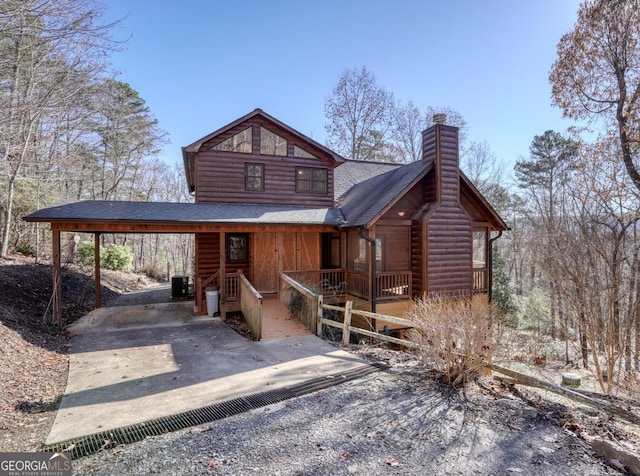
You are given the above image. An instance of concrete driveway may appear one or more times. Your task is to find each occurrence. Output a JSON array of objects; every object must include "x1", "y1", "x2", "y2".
[{"x1": 47, "y1": 302, "x2": 371, "y2": 445}]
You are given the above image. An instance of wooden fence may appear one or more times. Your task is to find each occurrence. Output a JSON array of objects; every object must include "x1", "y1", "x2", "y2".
[
  {"x1": 317, "y1": 300, "x2": 420, "y2": 348},
  {"x1": 238, "y1": 271, "x2": 262, "y2": 340}
]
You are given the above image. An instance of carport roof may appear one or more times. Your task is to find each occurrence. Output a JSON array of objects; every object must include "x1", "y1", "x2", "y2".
[{"x1": 23, "y1": 200, "x2": 345, "y2": 226}]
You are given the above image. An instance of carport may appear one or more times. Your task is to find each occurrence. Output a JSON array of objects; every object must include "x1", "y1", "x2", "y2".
[{"x1": 23, "y1": 200, "x2": 341, "y2": 329}]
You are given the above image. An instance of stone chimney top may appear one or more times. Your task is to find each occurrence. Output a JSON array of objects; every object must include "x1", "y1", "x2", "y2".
[{"x1": 433, "y1": 113, "x2": 447, "y2": 125}]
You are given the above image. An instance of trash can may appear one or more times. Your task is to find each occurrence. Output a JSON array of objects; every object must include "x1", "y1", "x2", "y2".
[{"x1": 205, "y1": 286, "x2": 219, "y2": 317}]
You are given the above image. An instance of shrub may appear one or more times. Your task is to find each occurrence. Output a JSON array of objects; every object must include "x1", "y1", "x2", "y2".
[
  {"x1": 102, "y1": 244, "x2": 133, "y2": 271},
  {"x1": 76, "y1": 241, "x2": 98, "y2": 266},
  {"x1": 139, "y1": 262, "x2": 167, "y2": 280},
  {"x1": 407, "y1": 296, "x2": 495, "y2": 387},
  {"x1": 15, "y1": 241, "x2": 35, "y2": 257},
  {"x1": 520, "y1": 288, "x2": 550, "y2": 333},
  {"x1": 492, "y1": 251, "x2": 518, "y2": 327}
]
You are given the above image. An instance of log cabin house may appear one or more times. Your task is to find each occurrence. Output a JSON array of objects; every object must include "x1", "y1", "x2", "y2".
[
  {"x1": 24, "y1": 108, "x2": 507, "y2": 332},
  {"x1": 183, "y1": 109, "x2": 508, "y2": 326}
]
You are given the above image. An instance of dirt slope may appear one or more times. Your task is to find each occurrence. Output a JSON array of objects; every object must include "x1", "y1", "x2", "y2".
[{"x1": 0, "y1": 255, "x2": 140, "y2": 451}]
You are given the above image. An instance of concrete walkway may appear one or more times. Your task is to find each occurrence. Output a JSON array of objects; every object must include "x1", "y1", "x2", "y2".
[{"x1": 47, "y1": 302, "x2": 369, "y2": 445}]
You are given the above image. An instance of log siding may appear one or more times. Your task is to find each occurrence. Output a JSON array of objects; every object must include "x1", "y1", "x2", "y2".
[
  {"x1": 195, "y1": 118, "x2": 335, "y2": 207},
  {"x1": 422, "y1": 124, "x2": 474, "y2": 295}
]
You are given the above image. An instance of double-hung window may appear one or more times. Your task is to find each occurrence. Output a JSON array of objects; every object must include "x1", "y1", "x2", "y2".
[
  {"x1": 295, "y1": 167, "x2": 327, "y2": 194},
  {"x1": 245, "y1": 162, "x2": 264, "y2": 191}
]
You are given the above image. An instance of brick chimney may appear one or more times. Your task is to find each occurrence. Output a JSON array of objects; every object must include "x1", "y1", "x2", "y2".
[{"x1": 422, "y1": 114, "x2": 460, "y2": 204}]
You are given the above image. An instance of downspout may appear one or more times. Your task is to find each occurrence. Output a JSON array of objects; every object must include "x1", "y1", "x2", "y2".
[
  {"x1": 488, "y1": 230, "x2": 503, "y2": 303},
  {"x1": 358, "y1": 227, "x2": 376, "y2": 314}
]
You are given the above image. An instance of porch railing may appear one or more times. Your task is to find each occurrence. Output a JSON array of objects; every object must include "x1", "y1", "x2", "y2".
[
  {"x1": 195, "y1": 270, "x2": 220, "y2": 314},
  {"x1": 225, "y1": 273, "x2": 239, "y2": 302},
  {"x1": 377, "y1": 271, "x2": 412, "y2": 299},
  {"x1": 282, "y1": 269, "x2": 412, "y2": 303},
  {"x1": 473, "y1": 268, "x2": 488, "y2": 293},
  {"x1": 238, "y1": 271, "x2": 262, "y2": 340},
  {"x1": 279, "y1": 272, "x2": 320, "y2": 333},
  {"x1": 195, "y1": 271, "x2": 240, "y2": 314}
]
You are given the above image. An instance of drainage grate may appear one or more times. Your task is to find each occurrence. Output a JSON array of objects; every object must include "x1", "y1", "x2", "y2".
[{"x1": 42, "y1": 362, "x2": 386, "y2": 460}]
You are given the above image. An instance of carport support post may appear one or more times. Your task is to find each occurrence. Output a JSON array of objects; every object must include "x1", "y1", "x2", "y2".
[
  {"x1": 52, "y1": 228, "x2": 62, "y2": 326},
  {"x1": 94, "y1": 232, "x2": 101, "y2": 308},
  {"x1": 220, "y1": 231, "x2": 226, "y2": 304}
]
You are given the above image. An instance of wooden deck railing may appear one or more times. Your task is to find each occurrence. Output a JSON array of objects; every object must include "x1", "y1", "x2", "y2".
[
  {"x1": 238, "y1": 271, "x2": 262, "y2": 340},
  {"x1": 279, "y1": 272, "x2": 321, "y2": 333},
  {"x1": 347, "y1": 270, "x2": 369, "y2": 300},
  {"x1": 473, "y1": 268, "x2": 488, "y2": 293},
  {"x1": 281, "y1": 269, "x2": 346, "y2": 294},
  {"x1": 195, "y1": 270, "x2": 220, "y2": 314},
  {"x1": 377, "y1": 271, "x2": 412, "y2": 299},
  {"x1": 282, "y1": 269, "x2": 412, "y2": 303},
  {"x1": 195, "y1": 271, "x2": 240, "y2": 314},
  {"x1": 200, "y1": 267, "x2": 484, "y2": 316},
  {"x1": 225, "y1": 273, "x2": 239, "y2": 302}
]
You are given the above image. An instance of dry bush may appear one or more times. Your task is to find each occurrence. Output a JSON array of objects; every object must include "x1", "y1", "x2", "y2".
[
  {"x1": 139, "y1": 263, "x2": 167, "y2": 281},
  {"x1": 407, "y1": 296, "x2": 495, "y2": 387}
]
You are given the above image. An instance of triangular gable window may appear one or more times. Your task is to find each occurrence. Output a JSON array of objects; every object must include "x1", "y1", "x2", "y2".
[
  {"x1": 212, "y1": 127, "x2": 252, "y2": 153},
  {"x1": 260, "y1": 127, "x2": 287, "y2": 156},
  {"x1": 293, "y1": 145, "x2": 318, "y2": 159}
]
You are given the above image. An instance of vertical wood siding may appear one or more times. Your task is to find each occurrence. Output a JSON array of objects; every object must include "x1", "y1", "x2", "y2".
[{"x1": 252, "y1": 231, "x2": 321, "y2": 293}]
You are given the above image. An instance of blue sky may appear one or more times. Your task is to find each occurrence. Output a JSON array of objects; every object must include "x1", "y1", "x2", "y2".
[{"x1": 104, "y1": 0, "x2": 582, "y2": 171}]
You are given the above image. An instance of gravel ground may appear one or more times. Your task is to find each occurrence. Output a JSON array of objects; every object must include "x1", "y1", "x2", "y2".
[
  {"x1": 0, "y1": 259, "x2": 634, "y2": 474},
  {"x1": 72, "y1": 349, "x2": 619, "y2": 476}
]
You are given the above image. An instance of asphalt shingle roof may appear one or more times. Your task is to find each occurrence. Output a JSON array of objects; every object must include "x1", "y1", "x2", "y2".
[
  {"x1": 333, "y1": 160, "x2": 401, "y2": 200},
  {"x1": 337, "y1": 160, "x2": 432, "y2": 227},
  {"x1": 24, "y1": 201, "x2": 345, "y2": 226},
  {"x1": 25, "y1": 160, "x2": 440, "y2": 229}
]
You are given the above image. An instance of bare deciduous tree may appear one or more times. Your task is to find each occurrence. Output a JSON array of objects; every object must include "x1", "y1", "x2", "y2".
[
  {"x1": 550, "y1": 0, "x2": 640, "y2": 193},
  {"x1": 324, "y1": 66, "x2": 394, "y2": 161},
  {"x1": 391, "y1": 102, "x2": 469, "y2": 163}
]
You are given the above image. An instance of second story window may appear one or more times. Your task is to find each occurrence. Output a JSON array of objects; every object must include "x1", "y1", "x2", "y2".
[
  {"x1": 245, "y1": 162, "x2": 264, "y2": 191},
  {"x1": 212, "y1": 127, "x2": 252, "y2": 153},
  {"x1": 293, "y1": 145, "x2": 318, "y2": 159},
  {"x1": 260, "y1": 127, "x2": 287, "y2": 156},
  {"x1": 296, "y1": 167, "x2": 327, "y2": 194}
]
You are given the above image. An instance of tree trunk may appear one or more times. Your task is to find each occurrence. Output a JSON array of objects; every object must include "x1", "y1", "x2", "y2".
[
  {"x1": 1, "y1": 178, "x2": 16, "y2": 258},
  {"x1": 550, "y1": 280, "x2": 557, "y2": 339},
  {"x1": 577, "y1": 307, "x2": 589, "y2": 369}
]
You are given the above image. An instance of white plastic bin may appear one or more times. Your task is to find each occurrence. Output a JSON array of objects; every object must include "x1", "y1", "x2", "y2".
[{"x1": 205, "y1": 286, "x2": 219, "y2": 316}]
